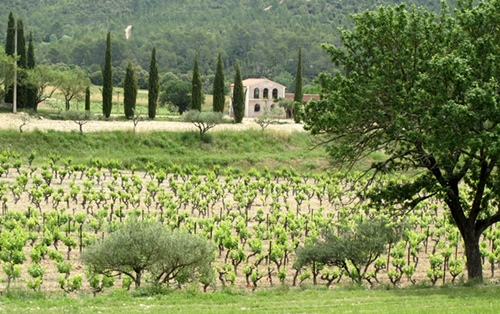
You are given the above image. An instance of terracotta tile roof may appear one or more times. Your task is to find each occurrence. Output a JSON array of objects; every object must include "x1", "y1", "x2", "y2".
[
  {"x1": 230, "y1": 78, "x2": 286, "y2": 88},
  {"x1": 284, "y1": 93, "x2": 320, "y2": 102}
]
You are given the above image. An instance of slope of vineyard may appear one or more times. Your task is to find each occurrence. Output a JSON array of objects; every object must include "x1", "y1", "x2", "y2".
[{"x1": 0, "y1": 150, "x2": 497, "y2": 294}]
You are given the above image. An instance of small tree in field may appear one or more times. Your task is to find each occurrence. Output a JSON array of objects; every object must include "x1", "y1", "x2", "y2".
[
  {"x1": 62, "y1": 110, "x2": 94, "y2": 135},
  {"x1": 82, "y1": 220, "x2": 214, "y2": 289},
  {"x1": 182, "y1": 110, "x2": 224, "y2": 140},
  {"x1": 295, "y1": 219, "x2": 400, "y2": 285},
  {"x1": 254, "y1": 102, "x2": 285, "y2": 131}
]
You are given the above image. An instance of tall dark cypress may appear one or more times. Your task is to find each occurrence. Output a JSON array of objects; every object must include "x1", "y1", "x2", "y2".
[
  {"x1": 85, "y1": 86, "x2": 91, "y2": 112},
  {"x1": 293, "y1": 47, "x2": 303, "y2": 123},
  {"x1": 16, "y1": 18, "x2": 27, "y2": 109},
  {"x1": 191, "y1": 53, "x2": 202, "y2": 111},
  {"x1": 26, "y1": 32, "x2": 37, "y2": 110},
  {"x1": 102, "y1": 32, "x2": 113, "y2": 118},
  {"x1": 4, "y1": 12, "x2": 15, "y2": 104},
  {"x1": 232, "y1": 61, "x2": 245, "y2": 123},
  {"x1": 212, "y1": 52, "x2": 225, "y2": 113},
  {"x1": 148, "y1": 47, "x2": 159, "y2": 119},
  {"x1": 123, "y1": 61, "x2": 138, "y2": 119}
]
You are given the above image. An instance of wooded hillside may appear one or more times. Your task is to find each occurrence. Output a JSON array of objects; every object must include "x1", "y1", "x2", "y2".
[{"x1": 0, "y1": 0, "x2": 447, "y2": 90}]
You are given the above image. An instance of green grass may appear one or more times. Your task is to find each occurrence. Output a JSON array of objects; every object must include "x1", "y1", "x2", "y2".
[
  {"x1": 0, "y1": 129, "x2": 329, "y2": 173},
  {"x1": 40, "y1": 87, "x2": 228, "y2": 117},
  {"x1": 1, "y1": 285, "x2": 499, "y2": 313}
]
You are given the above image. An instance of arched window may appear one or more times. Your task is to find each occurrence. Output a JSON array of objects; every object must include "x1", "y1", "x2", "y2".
[
  {"x1": 272, "y1": 88, "x2": 278, "y2": 99},
  {"x1": 254, "y1": 88, "x2": 260, "y2": 99},
  {"x1": 263, "y1": 88, "x2": 269, "y2": 99},
  {"x1": 254, "y1": 104, "x2": 261, "y2": 112}
]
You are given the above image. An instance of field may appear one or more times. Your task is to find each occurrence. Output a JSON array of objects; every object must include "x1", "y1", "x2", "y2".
[{"x1": 0, "y1": 111, "x2": 500, "y2": 311}]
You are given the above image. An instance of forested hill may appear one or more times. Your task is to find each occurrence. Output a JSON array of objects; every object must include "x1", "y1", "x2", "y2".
[{"x1": 0, "y1": 0, "x2": 447, "y2": 90}]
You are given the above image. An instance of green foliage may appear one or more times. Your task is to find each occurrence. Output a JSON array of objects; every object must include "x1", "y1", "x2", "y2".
[
  {"x1": 123, "y1": 61, "x2": 138, "y2": 119},
  {"x1": 254, "y1": 105, "x2": 285, "y2": 131},
  {"x1": 102, "y1": 32, "x2": 113, "y2": 118},
  {"x1": 302, "y1": 0, "x2": 500, "y2": 282},
  {"x1": 26, "y1": 32, "x2": 37, "y2": 110},
  {"x1": 212, "y1": 52, "x2": 225, "y2": 113},
  {"x1": 190, "y1": 54, "x2": 202, "y2": 111},
  {"x1": 231, "y1": 62, "x2": 244, "y2": 123},
  {"x1": 182, "y1": 110, "x2": 224, "y2": 140},
  {"x1": 81, "y1": 220, "x2": 214, "y2": 289},
  {"x1": 292, "y1": 47, "x2": 303, "y2": 123},
  {"x1": 295, "y1": 219, "x2": 400, "y2": 284},
  {"x1": 160, "y1": 79, "x2": 191, "y2": 114},
  {"x1": 57, "y1": 66, "x2": 90, "y2": 111},
  {"x1": 3, "y1": 12, "x2": 15, "y2": 104},
  {"x1": 148, "y1": 47, "x2": 159, "y2": 119},
  {"x1": 84, "y1": 86, "x2": 90, "y2": 111}
]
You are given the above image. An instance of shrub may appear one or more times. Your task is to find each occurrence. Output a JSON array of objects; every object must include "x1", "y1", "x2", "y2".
[{"x1": 81, "y1": 220, "x2": 214, "y2": 289}]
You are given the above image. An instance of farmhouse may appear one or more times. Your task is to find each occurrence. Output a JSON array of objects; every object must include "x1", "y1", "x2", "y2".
[{"x1": 229, "y1": 78, "x2": 286, "y2": 118}]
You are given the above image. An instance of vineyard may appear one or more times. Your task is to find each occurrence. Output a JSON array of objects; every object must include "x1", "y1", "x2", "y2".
[{"x1": 0, "y1": 149, "x2": 499, "y2": 295}]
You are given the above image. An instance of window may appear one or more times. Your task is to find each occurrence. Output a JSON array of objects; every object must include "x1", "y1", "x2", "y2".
[
  {"x1": 263, "y1": 88, "x2": 269, "y2": 99},
  {"x1": 254, "y1": 88, "x2": 260, "y2": 99},
  {"x1": 254, "y1": 104, "x2": 261, "y2": 112},
  {"x1": 272, "y1": 88, "x2": 278, "y2": 99}
]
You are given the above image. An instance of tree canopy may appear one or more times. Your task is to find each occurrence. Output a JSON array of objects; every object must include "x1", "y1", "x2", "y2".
[{"x1": 302, "y1": 0, "x2": 500, "y2": 282}]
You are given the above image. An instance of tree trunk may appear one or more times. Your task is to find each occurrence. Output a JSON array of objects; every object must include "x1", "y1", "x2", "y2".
[{"x1": 463, "y1": 231, "x2": 483, "y2": 282}]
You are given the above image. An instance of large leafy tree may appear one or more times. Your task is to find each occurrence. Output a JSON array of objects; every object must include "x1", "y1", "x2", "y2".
[
  {"x1": 24, "y1": 64, "x2": 60, "y2": 112},
  {"x1": 102, "y1": 32, "x2": 113, "y2": 118},
  {"x1": 212, "y1": 52, "x2": 225, "y2": 113},
  {"x1": 58, "y1": 67, "x2": 91, "y2": 111},
  {"x1": 232, "y1": 61, "x2": 245, "y2": 123},
  {"x1": 123, "y1": 61, "x2": 138, "y2": 119},
  {"x1": 191, "y1": 53, "x2": 202, "y2": 111},
  {"x1": 302, "y1": 1, "x2": 500, "y2": 282},
  {"x1": 148, "y1": 47, "x2": 159, "y2": 119},
  {"x1": 160, "y1": 79, "x2": 191, "y2": 114}
]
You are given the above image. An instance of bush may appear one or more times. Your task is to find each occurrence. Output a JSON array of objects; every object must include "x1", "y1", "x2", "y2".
[
  {"x1": 295, "y1": 218, "x2": 400, "y2": 285},
  {"x1": 81, "y1": 220, "x2": 214, "y2": 289}
]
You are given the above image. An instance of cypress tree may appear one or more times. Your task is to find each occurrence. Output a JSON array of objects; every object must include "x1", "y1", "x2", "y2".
[
  {"x1": 191, "y1": 53, "x2": 202, "y2": 111},
  {"x1": 102, "y1": 32, "x2": 113, "y2": 118},
  {"x1": 293, "y1": 47, "x2": 303, "y2": 123},
  {"x1": 26, "y1": 32, "x2": 37, "y2": 110},
  {"x1": 148, "y1": 47, "x2": 159, "y2": 119},
  {"x1": 232, "y1": 61, "x2": 245, "y2": 123},
  {"x1": 212, "y1": 52, "x2": 225, "y2": 113},
  {"x1": 16, "y1": 18, "x2": 27, "y2": 109},
  {"x1": 4, "y1": 12, "x2": 15, "y2": 104},
  {"x1": 85, "y1": 86, "x2": 91, "y2": 112},
  {"x1": 123, "y1": 61, "x2": 138, "y2": 119}
]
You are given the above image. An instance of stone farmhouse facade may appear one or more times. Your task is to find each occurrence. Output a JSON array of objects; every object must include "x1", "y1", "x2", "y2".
[{"x1": 229, "y1": 78, "x2": 286, "y2": 118}]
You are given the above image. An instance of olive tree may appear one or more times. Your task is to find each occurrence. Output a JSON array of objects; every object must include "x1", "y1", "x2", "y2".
[
  {"x1": 81, "y1": 221, "x2": 214, "y2": 289},
  {"x1": 302, "y1": 1, "x2": 500, "y2": 282},
  {"x1": 182, "y1": 110, "x2": 224, "y2": 140},
  {"x1": 295, "y1": 219, "x2": 399, "y2": 285}
]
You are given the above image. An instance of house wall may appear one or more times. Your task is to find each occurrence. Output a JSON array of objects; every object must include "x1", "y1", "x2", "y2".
[
  {"x1": 229, "y1": 79, "x2": 287, "y2": 118},
  {"x1": 245, "y1": 81, "x2": 286, "y2": 118}
]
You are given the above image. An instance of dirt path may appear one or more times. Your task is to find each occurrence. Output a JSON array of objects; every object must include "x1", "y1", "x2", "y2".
[{"x1": 0, "y1": 113, "x2": 306, "y2": 133}]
